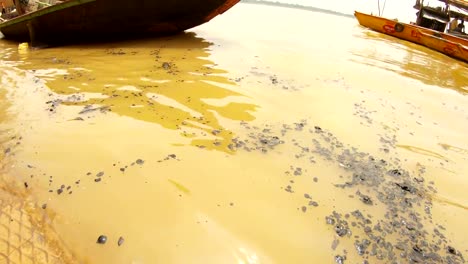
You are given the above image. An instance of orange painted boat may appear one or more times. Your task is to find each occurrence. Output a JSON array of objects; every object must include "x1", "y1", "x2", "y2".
[
  {"x1": 354, "y1": 11, "x2": 468, "y2": 62},
  {"x1": 0, "y1": 0, "x2": 240, "y2": 45}
]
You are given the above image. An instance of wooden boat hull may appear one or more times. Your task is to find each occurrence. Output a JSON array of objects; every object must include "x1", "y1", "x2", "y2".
[
  {"x1": 418, "y1": 30, "x2": 468, "y2": 61},
  {"x1": 0, "y1": 0, "x2": 240, "y2": 44},
  {"x1": 354, "y1": 11, "x2": 468, "y2": 62}
]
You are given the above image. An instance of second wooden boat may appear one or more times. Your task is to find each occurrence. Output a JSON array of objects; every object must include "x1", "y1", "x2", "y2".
[{"x1": 354, "y1": 11, "x2": 468, "y2": 62}]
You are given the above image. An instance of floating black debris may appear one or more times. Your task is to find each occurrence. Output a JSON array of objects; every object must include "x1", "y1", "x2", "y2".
[
  {"x1": 97, "y1": 235, "x2": 107, "y2": 244},
  {"x1": 118, "y1": 236, "x2": 125, "y2": 246}
]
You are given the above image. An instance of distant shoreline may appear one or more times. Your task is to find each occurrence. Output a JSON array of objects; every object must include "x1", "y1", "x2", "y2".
[{"x1": 241, "y1": 0, "x2": 354, "y2": 19}]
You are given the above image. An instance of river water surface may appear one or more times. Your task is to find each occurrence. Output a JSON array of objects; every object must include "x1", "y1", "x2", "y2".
[{"x1": 0, "y1": 3, "x2": 467, "y2": 264}]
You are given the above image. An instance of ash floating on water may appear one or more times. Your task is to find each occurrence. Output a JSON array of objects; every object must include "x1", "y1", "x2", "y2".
[{"x1": 229, "y1": 119, "x2": 464, "y2": 263}]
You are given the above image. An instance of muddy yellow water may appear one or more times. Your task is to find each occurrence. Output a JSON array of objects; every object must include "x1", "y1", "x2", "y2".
[{"x1": 1, "y1": 3, "x2": 467, "y2": 264}]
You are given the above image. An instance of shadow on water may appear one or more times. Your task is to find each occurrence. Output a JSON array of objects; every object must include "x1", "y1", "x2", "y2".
[
  {"x1": 350, "y1": 30, "x2": 468, "y2": 95},
  {"x1": 12, "y1": 32, "x2": 258, "y2": 153}
]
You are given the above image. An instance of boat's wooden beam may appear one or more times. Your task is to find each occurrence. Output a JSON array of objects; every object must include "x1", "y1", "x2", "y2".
[{"x1": 26, "y1": 20, "x2": 35, "y2": 45}]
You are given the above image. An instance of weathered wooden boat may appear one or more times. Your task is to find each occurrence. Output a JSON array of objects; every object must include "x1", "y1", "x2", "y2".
[
  {"x1": 354, "y1": 11, "x2": 468, "y2": 62},
  {"x1": 0, "y1": 0, "x2": 240, "y2": 45}
]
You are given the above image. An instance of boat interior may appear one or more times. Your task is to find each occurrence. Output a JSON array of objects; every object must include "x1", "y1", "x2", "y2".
[
  {"x1": 1, "y1": 0, "x2": 64, "y2": 21},
  {"x1": 414, "y1": 0, "x2": 468, "y2": 39}
]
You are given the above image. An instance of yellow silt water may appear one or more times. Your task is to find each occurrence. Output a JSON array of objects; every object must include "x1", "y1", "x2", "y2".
[{"x1": 0, "y1": 3, "x2": 467, "y2": 264}]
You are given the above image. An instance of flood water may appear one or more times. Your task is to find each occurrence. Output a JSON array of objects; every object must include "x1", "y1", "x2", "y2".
[{"x1": 0, "y1": 3, "x2": 467, "y2": 264}]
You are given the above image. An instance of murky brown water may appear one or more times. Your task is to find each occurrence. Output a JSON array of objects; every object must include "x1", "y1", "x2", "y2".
[{"x1": 1, "y1": 3, "x2": 467, "y2": 264}]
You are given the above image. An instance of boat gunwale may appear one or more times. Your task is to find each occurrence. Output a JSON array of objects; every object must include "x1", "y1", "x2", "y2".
[{"x1": 0, "y1": 0, "x2": 96, "y2": 28}]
